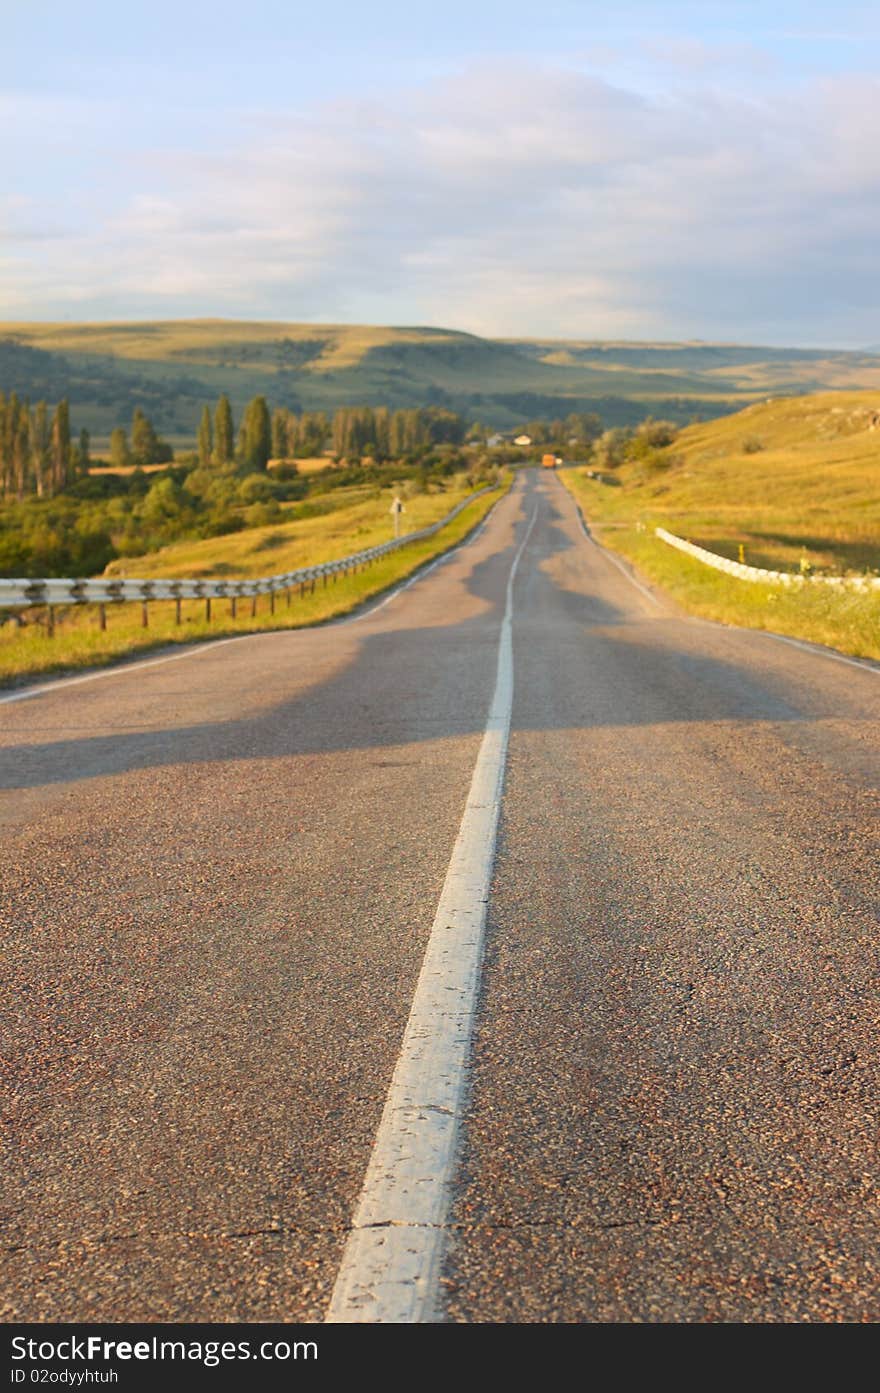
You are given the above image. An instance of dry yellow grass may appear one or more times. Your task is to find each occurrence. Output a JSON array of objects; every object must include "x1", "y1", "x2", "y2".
[
  {"x1": 88, "y1": 463, "x2": 170, "y2": 477},
  {"x1": 269, "y1": 456, "x2": 335, "y2": 474},
  {"x1": 572, "y1": 391, "x2": 880, "y2": 572},
  {"x1": 1, "y1": 478, "x2": 509, "y2": 687},
  {"x1": 0, "y1": 319, "x2": 457, "y2": 374},
  {"x1": 561, "y1": 390, "x2": 880, "y2": 659},
  {"x1": 103, "y1": 481, "x2": 479, "y2": 581}
]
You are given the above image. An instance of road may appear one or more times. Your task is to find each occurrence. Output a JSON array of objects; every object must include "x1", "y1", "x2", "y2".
[{"x1": 2, "y1": 469, "x2": 879, "y2": 1323}]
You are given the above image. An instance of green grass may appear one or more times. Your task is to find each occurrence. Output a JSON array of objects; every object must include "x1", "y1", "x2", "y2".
[
  {"x1": 0, "y1": 477, "x2": 509, "y2": 689},
  {"x1": 561, "y1": 391, "x2": 880, "y2": 661},
  {"x1": 578, "y1": 522, "x2": 880, "y2": 660}
]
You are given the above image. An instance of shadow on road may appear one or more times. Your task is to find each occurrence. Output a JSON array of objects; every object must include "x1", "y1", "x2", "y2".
[{"x1": 0, "y1": 473, "x2": 870, "y2": 793}]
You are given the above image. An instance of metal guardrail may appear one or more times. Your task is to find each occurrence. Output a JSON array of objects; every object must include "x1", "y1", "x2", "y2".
[
  {"x1": 655, "y1": 527, "x2": 880, "y2": 593},
  {"x1": 0, "y1": 487, "x2": 495, "y2": 614}
]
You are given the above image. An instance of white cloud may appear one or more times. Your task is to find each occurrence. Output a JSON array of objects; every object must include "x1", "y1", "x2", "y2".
[{"x1": 4, "y1": 62, "x2": 880, "y2": 343}]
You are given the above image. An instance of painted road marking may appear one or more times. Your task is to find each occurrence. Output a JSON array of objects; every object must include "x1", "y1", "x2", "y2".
[
  {"x1": 0, "y1": 498, "x2": 505, "y2": 707},
  {"x1": 568, "y1": 493, "x2": 662, "y2": 608},
  {"x1": 337, "y1": 513, "x2": 494, "y2": 626},
  {"x1": 0, "y1": 634, "x2": 250, "y2": 707},
  {"x1": 326, "y1": 503, "x2": 539, "y2": 1324},
  {"x1": 567, "y1": 481, "x2": 880, "y2": 679}
]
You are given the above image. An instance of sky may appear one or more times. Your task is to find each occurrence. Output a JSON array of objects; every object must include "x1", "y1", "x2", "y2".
[{"x1": 4, "y1": 1, "x2": 880, "y2": 345}]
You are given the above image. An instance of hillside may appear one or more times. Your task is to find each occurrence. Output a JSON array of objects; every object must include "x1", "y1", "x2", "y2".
[
  {"x1": 563, "y1": 390, "x2": 880, "y2": 660},
  {"x1": 578, "y1": 390, "x2": 880, "y2": 574},
  {"x1": 4, "y1": 320, "x2": 880, "y2": 443}
]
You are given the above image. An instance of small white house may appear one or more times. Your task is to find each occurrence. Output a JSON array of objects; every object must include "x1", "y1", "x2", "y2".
[{"x1": 486, "y1": 433, "x2": 506, "y2": 448}]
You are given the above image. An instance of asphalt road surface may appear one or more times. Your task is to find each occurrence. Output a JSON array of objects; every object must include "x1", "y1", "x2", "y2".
[{"x1": 2, "y1": 469, "x2": 878, "y2": 1323}]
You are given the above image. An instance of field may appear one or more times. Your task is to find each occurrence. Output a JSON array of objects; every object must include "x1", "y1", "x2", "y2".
[
  {"x1": 561, "y1": 391, "x2": 880, "y2": 660},
  {"x1": 0, "y1": 476, "x2": 508, "y2": 688},
  {"x1": 102, "y1": 480, "x2": 479, "y2": 580},
  {"x1": 5, "y1": 318, "x2": 880, "y2": 442},
  {"x1": 278, "y1": 456, "x2": 335, "y2": 474}
]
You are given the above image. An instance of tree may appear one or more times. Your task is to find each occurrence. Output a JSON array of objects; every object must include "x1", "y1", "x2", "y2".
[
  {"x1": 75, "y1": 427, "x2": 91, "y2": 474},
  {"x1": 51, "y1": 399, "x2": 72, "y2": 491},
  {"x1": 634, "y1": 418, "x2": 678, "y2": 448},
  {"x1": 12, "y1": 400, "x2": 30, "y2": 500},
  {"x1": 565, "y1": 412, "x2": 602, "y2": 444},
  {"x1": 238, "y1": 395, "x2": 271, "y2": 471},
  {"x1": 130, "y1": 407, "x2": 171, "y2": 466},
  {"x1": 271, "y1": 407, "x2": 288, "y2": 461},
  {"x1": 110, "y1": 427, "x2": 130, "y2": 469},
  {"x1": 373, "y1": 405, "x2": 390, "y2": 460},
  {"x1": 141, "y1": 475, "x2": 187, "y2": 526},
  {"x1": 197, "y1": 405, "x2": 213, "y2": 468},
  {"x1": 214, "y1": 394, "x2": 234, "y2": 466},
  {"x1": 31, "y1": 402, "x2": 51, "y2": 497},
  {"x1": 298, "y1": 411, "x2": 328, "y2": 457},
  {"x1": 593, "y1": 427, "x2": 631, "y2": 469}
]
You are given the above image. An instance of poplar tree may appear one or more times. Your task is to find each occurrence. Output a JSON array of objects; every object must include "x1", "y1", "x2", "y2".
[
  {"x1": 31, "y1": 402, "x2": 51, "y2": 497},
  {"x1": 271, "y1": 407, "x2": 287, "y2": 461},
  {"x1": 51, "y1": 399, "x2": 71, "y2": 492},
  {"x1": 214, "y1": 394, "x2": 234, "y2": 466},
  {"x1": 197, "y1": 405, "x2": 213, "y2": 467},
  {"x1": 13, "y1": 398, "x2": 30, "y2": 500},
  {"x1": 76, "y1": 428, "x2": 91, "y2": 474},
  {"x1": 131, "y1": 407, "x2": 161, "y2": 466},
  {"x1": 110, "y1": 427, "x2": 130, "y2": 469},
  {"x1": 238, "y1": 396, "x2": 271, "y2": 471}
]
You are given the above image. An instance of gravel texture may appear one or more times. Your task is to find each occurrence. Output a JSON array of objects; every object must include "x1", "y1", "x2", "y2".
[
  {"x1": 3, "y1": 470, "x2": 878, "y2": 1322},
  {"x1": 1, "y1": 488, "x2": 522, "y2": 1320},
  {"x1": 444, "y1": 473, "x2": 880, "y2": 1321}
]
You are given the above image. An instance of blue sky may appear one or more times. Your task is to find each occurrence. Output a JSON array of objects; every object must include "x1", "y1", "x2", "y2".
[{"x1": 5, "y1": 1, "x2": 880, "y2": 343}]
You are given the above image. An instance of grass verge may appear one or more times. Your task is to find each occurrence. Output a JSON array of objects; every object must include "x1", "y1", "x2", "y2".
[
  {"x1": 561, "y1": 470, "x2": 880, "y2": 662},
  {"x1": 0, "y1": 479, "x2": 509, "y2": 689}
]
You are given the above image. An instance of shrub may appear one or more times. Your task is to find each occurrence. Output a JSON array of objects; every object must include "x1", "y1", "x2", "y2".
[
  {"x1": 244, "y1": 500, "x2": 281, "y2": 527},
  {"x1": 238, "y1": 473, "x2": 275, "y2": 504}
]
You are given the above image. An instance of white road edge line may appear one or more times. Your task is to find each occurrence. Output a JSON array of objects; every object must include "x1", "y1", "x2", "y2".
[
  {"x1": 567, "y1": 482, "x2": 880, "y2": 679},
  {"x1": 0, "y1": 634, "x2": 248, "y2": 707},
  {"x1": 0, "y1": 501, "x2": 502, "y2": 708},
  {"x1": 326, "y1": 502, "x2": 539, "y2": 1325},
  {"x1": 569, "y1": 495, "x2": 661, "y2": 608},
  {"x1": 337, "y1": 516, "x2": 492, "y2": 626}
]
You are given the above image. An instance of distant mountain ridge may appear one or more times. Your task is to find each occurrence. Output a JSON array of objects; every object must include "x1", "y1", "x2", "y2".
[{"x1": 2, "y1": 319, "x2": 880, "y2": 442}]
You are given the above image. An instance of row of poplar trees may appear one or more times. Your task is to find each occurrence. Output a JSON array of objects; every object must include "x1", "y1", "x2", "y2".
[
  {"x1": 2, "y1": 391, "x2": 471, "y2": 498},
  {"x1": 196, "y1": 397, "x2": 463, "y2": 471},
  {"x1": 0, "y1": 393, "x2": 77, "y2": 500},
  {"x1": 196, "y1": 395, "x2": 276, "y2": 472}
]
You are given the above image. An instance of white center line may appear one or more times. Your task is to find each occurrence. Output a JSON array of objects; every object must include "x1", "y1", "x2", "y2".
[{"x1": 326, "y1": 503, "x2": 539, "y2": 1324}]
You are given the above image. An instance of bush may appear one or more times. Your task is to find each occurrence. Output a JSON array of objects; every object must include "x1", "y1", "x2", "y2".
[
  {"x1": 199, "y1": 511, "x2": 246, "y2": 538},
  {"x1": 272, "y1": 461, "x2": 299, "y2": 481},
  {"x1": 244, "y1": 500, "x2": 281, "y2": 527},
  {"x1": 238, "y1": 473, "x2": 276, "y2": 504},
  {"x1": 593, "y1": 428, "x2": 632, "y2": 469},
  {"x1": 635, "y1": 418, "x2": 678, "y2": 448}
]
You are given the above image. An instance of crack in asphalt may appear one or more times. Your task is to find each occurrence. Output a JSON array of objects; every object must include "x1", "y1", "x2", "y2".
[{"x1": 4, "y1": 1212, "x2": 682, "y2": 1257}]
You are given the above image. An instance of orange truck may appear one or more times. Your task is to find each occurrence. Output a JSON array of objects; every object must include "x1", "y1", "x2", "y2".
[{"x1": 541, "y1": 453, "x2": 557, "y2": 469}]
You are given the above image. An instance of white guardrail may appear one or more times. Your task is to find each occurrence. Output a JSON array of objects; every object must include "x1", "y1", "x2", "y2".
[
  {"x1": 0, "y1": 487, "x2": 494, "y2": 613},
  {"x1": 655, "y1": 527, "x2": 880, "y2": 593}
]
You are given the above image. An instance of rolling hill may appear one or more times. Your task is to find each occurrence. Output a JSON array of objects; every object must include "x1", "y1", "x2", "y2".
[
  {"x1": 563, "y1": 389, "x2": 880, "y2": 660},
  {"x1": 569, "y1": 390, "x2": 880, "y2": 573},
  {"x1": 3, "y1": 319, "x2": 880, "y2": 443}
]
